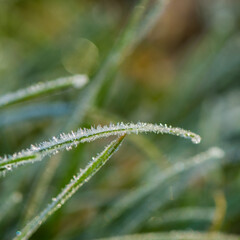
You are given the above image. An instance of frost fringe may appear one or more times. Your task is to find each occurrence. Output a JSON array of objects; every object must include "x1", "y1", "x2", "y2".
[
  {"x1": 0, "y1": 75, "x2": 88, "y2": 108},
  {"x1": 14, "y1": 136, "x2": 125, "y2": 240},
  {"x1": 0, "y1": 122, "x2": 201, "y2": 174}
]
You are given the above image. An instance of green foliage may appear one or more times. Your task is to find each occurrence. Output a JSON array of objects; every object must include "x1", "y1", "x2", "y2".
[
  {"x1": 0, "y1": 75, "x2": 88, "y2": 109},
  {"x1": 0, "y1": 0, "x2": 240, "y2": 240},
  {"x1": 0, "y1": 122, "x2": 200, "y2": 174},
  {"x1": 97, "y1": 231, "x2": 240, "y2": 240}
]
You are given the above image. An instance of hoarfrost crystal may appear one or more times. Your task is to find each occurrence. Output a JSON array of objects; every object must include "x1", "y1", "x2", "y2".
[{"x1": 0, "y1": 122, "x2": 201, "y2": 174}]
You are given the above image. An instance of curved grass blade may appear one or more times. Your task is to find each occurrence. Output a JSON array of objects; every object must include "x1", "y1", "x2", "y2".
[
  {"x1": 97, "y1": 231, "x2": 240, "y2": 240},
  {"x1": 31, "y1": 1, "x2": 168, "y2": 227},
  {"x1": 88, "y1": 107, "x2": 168, "y2": 167},
  {"x1": 21, "y1": 154, "x2": 61, "y2": 225},
  {"x1": 0, "y1": 75, "x2": 88, "y2": 109},
  {"x1": 14, "y1": 135, "x2": 125, "y2": 240},
  {"x1": 0, "y1": 122, "x2": 200, "y2": 174}
]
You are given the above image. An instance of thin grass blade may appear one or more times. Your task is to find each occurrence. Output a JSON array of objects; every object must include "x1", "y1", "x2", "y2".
[
  {"x1": 13, "y1": 135, "x2": 125, "y2": 240},
  {"x1": 97, "y1": 231, "x2": 240, "y2": 240},
  {"x1": 30, "y1": 1, "x2": 168, "y2": 227},
  {"x1": 0, "y1": 75, "x2": 88, "y2": 109}
]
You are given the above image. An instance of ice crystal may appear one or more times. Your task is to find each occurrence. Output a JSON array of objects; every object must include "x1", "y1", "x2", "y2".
[
  {"x1": 14, "y1": 136, "x2": 124, "y2": 240},
  {"x1": 0, "y1": 75, "x2": 88, "y2": 108},
  {"x1": 0, "y1": 122, "x2": 201, "y2": 174}
]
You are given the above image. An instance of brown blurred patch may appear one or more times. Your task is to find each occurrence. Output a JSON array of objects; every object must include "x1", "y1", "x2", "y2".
[{"x1": 124, "y1": 0, "x2": 203, "y2": 90}]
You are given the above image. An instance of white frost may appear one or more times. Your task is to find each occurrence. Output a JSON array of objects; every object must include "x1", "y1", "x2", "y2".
[{"x1": 0, "y1": 122, "x2": 201, "y2": 174}]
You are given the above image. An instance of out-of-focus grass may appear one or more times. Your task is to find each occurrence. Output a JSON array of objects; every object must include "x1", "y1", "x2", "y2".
[{"x1": 0, "y1": 0, "x2": 240, "y2": 239}]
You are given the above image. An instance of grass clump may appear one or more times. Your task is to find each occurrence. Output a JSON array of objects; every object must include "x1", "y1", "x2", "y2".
[{"x1": 0, "y1": 0, "x2": 239, "y2": 240}]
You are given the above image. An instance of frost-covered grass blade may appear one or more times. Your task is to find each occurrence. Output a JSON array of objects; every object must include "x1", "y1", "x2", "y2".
[
  {"x1": 0, "y1": 75, "x2": 88, "y2": 109},
  {"x1": 14, "y1": 135, "x2": 125, "y2": 240},
  {"x1": 97, "y1": 231, "x2": 240, "y2": 240},
  {"x1": 0, "y1": 122, "x2": 200, "y2": 174}
]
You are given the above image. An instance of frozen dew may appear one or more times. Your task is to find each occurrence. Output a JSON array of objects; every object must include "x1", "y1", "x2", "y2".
[
  {"x1": 191, "y1": 135, "x2": 201, "y2": 144},
  {"x1": 31, "y1": 145, "x2": 39, "y2": 151},
  {"x1": 0, "y1": 74, "x2": 88, "y2": 109},
  {"x1": 66, "y1": 146, "x2": 72, "y2": 151},
  {"x1": 0, "y1": 122, "x2": 201, "y2": 175},
  {"x1": 70, "y1": 74, "x2": 89, "y2": 89},
  {"x1": 73, "y1": 175, "x2": 77, "y2": 180},
  {"x1": 5, "y1": 165, "x2": 12, "y2": 170},
  {"x1": 14, "y1": 137, "x2": 124, "y2": 240}
]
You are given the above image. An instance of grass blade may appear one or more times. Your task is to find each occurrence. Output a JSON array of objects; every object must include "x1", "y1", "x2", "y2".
[
  {"x1": 0, "y1": 75, "x2": 88, "y2": 109},
  {"x1": 0, "y1": 122, "x2": 200, "y2": 174},
  {"x1": 88, "y1": 107, "x2": 168, "y2": 167},
  {"x1": 21, "y1": 0, "x2": 154, "y2": 225},
  {"x1": 97, "y1": 231, "x2": 240, "y2": 240},
  {"x1": 14, "y1": 135, "x2": 125, "y2": 240},
  {"x1": 29, "y1": 1, "x2": 167, "y2": 227}
]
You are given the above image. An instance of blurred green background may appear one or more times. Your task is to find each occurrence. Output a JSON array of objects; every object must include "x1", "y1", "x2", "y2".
[{"x1": 0, "y1": 0, "x2": 240, "y2": 239}]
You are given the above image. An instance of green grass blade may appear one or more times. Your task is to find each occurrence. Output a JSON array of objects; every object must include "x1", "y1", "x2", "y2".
[
  {"x1": 97, "y1": 231, "x2": 240, "y2": 240},
  {"x1": 0, "y1": 122, "x2": 200, "y2": 174},
  {"x1": 30, "y1": 1, "x2": 166, "y2": 226},
  {"x1": 21, "y1": 155, "x2": 61, "y2": 225},
  {"x1": 88, "y1": 107, "x2": 168, "y2": 167},
  {"x1": 13, "y1": 135, "x2": 125, "y2": 240},
  {"x1": 0, "y1": 75, "x2": 88, "y2": 109}
]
